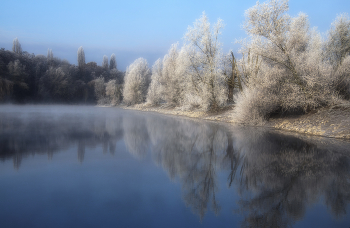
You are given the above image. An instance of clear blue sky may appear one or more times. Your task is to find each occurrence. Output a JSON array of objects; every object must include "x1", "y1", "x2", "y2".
[{"x1": 1, "y1": 0, "x2": 349, "y2": 71}]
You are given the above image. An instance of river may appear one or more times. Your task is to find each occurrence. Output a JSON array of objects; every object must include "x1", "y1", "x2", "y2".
[{"x1": 0, "y1": 105, "x2": 349, "y2": 228}]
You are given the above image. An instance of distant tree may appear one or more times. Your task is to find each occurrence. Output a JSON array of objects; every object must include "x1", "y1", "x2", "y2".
[
  {"x1": 0, "y1": 78, "x2": 13, "y2": 101},
  {"x1": 7, "y1": 59, "x2": 29, "y2": 101},
  {"x1": 77, "y1": 46, "x2": 85, "y2": 68},
  {"x1": 8, "y1": 60, "x2": 27, "y2": 80},
  {"x1": 102, "y1": 55, "x2": 108, "y2": 69},
  {"x1": 110, "y1": 53, "x2": 117, "y2": 70},
  {"x1": 109, "y1": 68, "x2": 125, "y2": 85},
  {"x1": 39, "y1": 66, "x2": 72, "y2": 102},
  {"x1": 123, "y1": 58, "x2": 151, "y2": 105},
  {"x1": 12, "y1": 38, "x2": 22, "y2": 54},
  {"x1": 47, "y1": 49, "x2": 53, "y2": 60}
]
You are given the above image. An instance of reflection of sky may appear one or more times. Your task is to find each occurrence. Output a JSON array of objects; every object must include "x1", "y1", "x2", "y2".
[{"x1": 0, "y1": 141, "x2": 241, "y2": 228}]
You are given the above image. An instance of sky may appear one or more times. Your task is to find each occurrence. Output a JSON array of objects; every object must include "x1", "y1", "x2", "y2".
[{"x1": 1, "y1": 0, "x2": 350, "y2": 71}]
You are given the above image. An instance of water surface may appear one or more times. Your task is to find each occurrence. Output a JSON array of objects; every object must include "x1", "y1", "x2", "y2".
[{"x1": 1, "y1": 105, "x2": 350, "y2": 228}]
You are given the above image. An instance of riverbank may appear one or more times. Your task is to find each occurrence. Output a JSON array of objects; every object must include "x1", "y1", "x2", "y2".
[
  {"x1": 268, "y1": 105, "x2": 350, "y2": 139},
  {"x1": 118, "y1": 103, "x2": 350, "y2": 139}
]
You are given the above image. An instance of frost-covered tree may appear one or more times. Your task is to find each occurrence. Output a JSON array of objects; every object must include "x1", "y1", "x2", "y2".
[
  {"x1": 162, "y1": 43, "x2": 185, "y2": 106},
  {"x1": 242, "y1": 0, "x2": 303, "y2": 85},
  {"x1": 106, "y1": 79, "x2": 122, "y2": 105},
  {"x1": 110, "y1": 53, "x2": 117, "y2": 70},
  {"x1": 123, "y1": 58, "x2": 151, "y2": 105},
  {"x1": 233, "y1": 0, "x2": 335, "y2": 124},
  {"x1": 146, "y1": 59, "x2": 163, "y2": 105},
  {"x1": 323, "y1": 14, "x2": 350, "y2": 99},
  {"x1": 12, "y1": 38, "x2": 22, "y2": 54},
  {"x1": 146, "y1": 43, "x2": 188, "y2": 107},
  {"x1": 184, "y1": 12, "x2": 227, "y2": 111},
  {"x1": 77, "y1": 46, "x2": 85, "y2": 68},
  {"x1": 102, "y1": 55, "x2": 108, "y2": 69},
  {"x1": 324, "y1": 14, "x2": 350, "y2": 68},
  {"x1": 223, "y1": 51, "x2": 243, "y2": 102},
  {"x1": 94, "y1": 76, "x2": 105, "y2": 101},
  {"x1": 236, "y1": 48, "x2": 261, "y2": 89},
  {"x1": 330, "y1": 53, "x2": 350, "y2": 100}
]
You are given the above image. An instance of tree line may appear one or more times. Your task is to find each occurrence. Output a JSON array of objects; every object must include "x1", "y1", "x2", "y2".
[
  {"x1": 1, "y1": 0, "x2": 349, "y2": 123},
  {"x1": 125, "y1": 0, "x2": 350, "y2": 123},
  {"x1": 0, "y1": 40, "x2": 124, "y2": 104},
  {"x1": 124, "y1": 0, "x2": 350, "y2": 123}
]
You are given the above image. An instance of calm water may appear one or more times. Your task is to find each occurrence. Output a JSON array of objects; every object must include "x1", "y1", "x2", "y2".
[{"x1": 0, "y1": 105, "x2": 350, "y2": 228}]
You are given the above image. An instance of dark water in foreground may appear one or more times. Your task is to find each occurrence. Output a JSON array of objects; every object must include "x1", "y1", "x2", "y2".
[{"x1": 0, "y1": 105, "x2": 350, "y2": 228}]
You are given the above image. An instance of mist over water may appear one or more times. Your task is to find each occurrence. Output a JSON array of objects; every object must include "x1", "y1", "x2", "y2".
[{"x1": 0, "y1": 105, "x2": 350, "y2": 228}]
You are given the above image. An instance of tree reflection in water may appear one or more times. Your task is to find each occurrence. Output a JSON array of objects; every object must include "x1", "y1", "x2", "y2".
[
  {"x1": 0, "y1": 106, "x2": 124, "y2": 166},
  {"x1": 123, "y1": 112, "x2": 149, "y2": 159},
  {"x1": 230, "y1": 129, "x2": 350, "y2": 227},
  {"x1": 145, "y1": 114, "x2": 350, "y2": 227},
  {"x1": 0, "y1": 106, "x2": 349, "y2": 227},
  {"x1": 146, "y1": 115, "x2": 227, "y2": 219}
]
